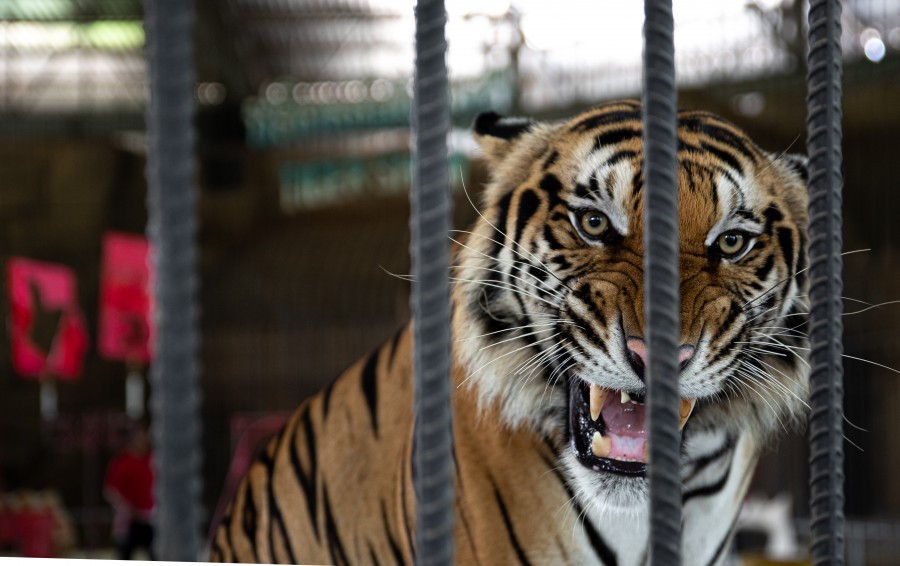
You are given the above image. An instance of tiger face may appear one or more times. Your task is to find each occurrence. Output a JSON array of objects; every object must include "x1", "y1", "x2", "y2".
[{"x1": 453, "y1": 100, "x2": 810, "y2": 511}]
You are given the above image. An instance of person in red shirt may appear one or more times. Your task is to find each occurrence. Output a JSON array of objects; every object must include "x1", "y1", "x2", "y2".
[{"x1": 104, "y1": 423, "x2": 154, "y2": 560}]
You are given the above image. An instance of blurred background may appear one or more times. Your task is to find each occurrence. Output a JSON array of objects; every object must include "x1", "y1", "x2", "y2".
[{"x1": 0, "y1": 0, "x2": 897, "y2": 563}]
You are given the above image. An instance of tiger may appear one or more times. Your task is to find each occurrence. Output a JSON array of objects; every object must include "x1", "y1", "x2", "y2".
[{"x1": 209, "y1": 99, "x2": 810, "y2": 565}]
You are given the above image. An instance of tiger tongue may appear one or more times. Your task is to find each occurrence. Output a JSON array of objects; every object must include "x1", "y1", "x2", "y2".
[{"x1": 601, "y1": 394, "x2": 649, "y2": 462}]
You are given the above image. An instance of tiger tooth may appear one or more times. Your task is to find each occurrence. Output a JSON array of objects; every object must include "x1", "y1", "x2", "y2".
[
  {"x1": 591, "y1": 431, "x2": 612, "y2": 458},
  {"x1": 621, "y1": 390, "x2": 631, "y2": 404},
  {"x1": 589, "y1": 385, "x2": 606, "y2": 421},
  {"x1": 678, "y1": 399, "x2": 697, "y2": 431}
]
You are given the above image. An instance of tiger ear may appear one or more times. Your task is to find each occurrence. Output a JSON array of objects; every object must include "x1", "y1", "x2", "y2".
[
  {"x1": 472, "y1": 111, "x2": 536, "y2": 164},
  {"x1": 770, "y1": 152, "x2": 809, "y2": 224},
  {"x1": 777, "y1": 153, "x2": 809, "y2": 185}
]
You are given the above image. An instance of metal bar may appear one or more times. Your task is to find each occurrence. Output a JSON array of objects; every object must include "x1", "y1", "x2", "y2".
[
  {"x1": 805, "y1": 0, "x2": 845, "y2": 563},
  {"x1": 410, "y1": 0, "x2": 454, "y2": 565},
  {"x1": 642, "y1": 0, "x2": 682, "y2": 563},
  {"x1": 144, "y1": 0, "x2": 204, "y2": 560}
]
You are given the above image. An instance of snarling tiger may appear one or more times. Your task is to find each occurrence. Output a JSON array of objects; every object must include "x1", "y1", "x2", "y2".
[{"x1": 210, "y1": 100, "x2": 810, "y2": 565}]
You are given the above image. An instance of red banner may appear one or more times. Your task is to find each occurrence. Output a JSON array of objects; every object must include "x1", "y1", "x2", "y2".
[
  {"x1": 7, "y1": 258, "x2": 89, "y2": 380},
  {"x1": 98, "y1": 232, "x2": 154, "y2": 363}
]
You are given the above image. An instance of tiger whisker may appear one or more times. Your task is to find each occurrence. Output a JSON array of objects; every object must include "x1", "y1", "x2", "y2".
[
  {"x1": 730, "y1": 358, "x2": 794, "y2": 411},
  {"x1": 739, "y1": 344, "x2": 808, "y2": 386},
  {"x1": 384, "y1": 260, "x2": 557, "y2": 307},
  {"x1": 739, "y1": 355, "x2": 810, "y2": 410},
  {"x1": 552, "y1": 491, "x2": 582, "y2": 533},
  {"x1": 756, "y1": 134, "x2": 803, "y2": 178},
  {"x1": 751, "y1": 314, "x2": 810, "y2": 334},
  {"x1": 513, "y1": 340, "x2": 564, "y2": 377},
  {"x1": 478, "y1": 326, "x2": 558, "y2": 353},
  {"x1": 754, "y1": 324, "x2": 807, "y2": 333},
  {"x1": 457, "y1": 320, "x2": 565, "y2": 342},
  {"x1": 842, "y1": 435, "x2": 865, "y2": 453},
  {"x1": 748, "y1": 352, "x2": 863, "y2": 451},
  {"x1": 838, "y1": 298, "x2": 900, "y2": 317},
  {"x1": 379, "y1": 265, "x2": 416, "y2": 282},
  {"x1": 517, "y1": 342, "x2": 568, "y2": 378},
  {"x1": 740, "y1": 344, "x2": 789, "y2": 358},
  {"x1": 842, "y1": 354, "x2": 900, "y2": 376},
  {"x1": 458, "y1": 175, "x2": 574, "y2": 292},
  {"x1": 541, "y1": 357, "x2": 576, "y2": 409},
  {"x1": 571, "y1": 495, "x2": 593, "y2": 543},
  {"x1": 453, "y1": 262, "x2": 566, "y2": 302},
  {"x1": 460, "y1": 332, "x2": 563, "y2": 387},
  {"x1": 728, "y1": 369, "x2": 790, "y2": 433},
  {"x1": 719, "y1": 380, "x2": 739, "y2": 412},
  {"x1": 518, "y1": 344, "x2": 571, "y2": 395},
  {"x1": 843, "y1": 415, "x2": 868, "y2": 433},
  {"x1": 526, "y1": 358, "x2": 569, "y2": 392},
  {"x1": 734, "y1": 362, "x2": 794, "y2": 408},
  {"x1": 741, "y1": 248, "x2": 871, "y2": 312},
  {"x1": 450, "y1": 236, "x2": 568, "y2": 298},
  {"x1": 451, "y1": 277, "x2": 562, "y2": 310},
  {"x1": 749, "y1": 291, "x2": 897, "y2": 331},
  {"x1": 752, "y1": 333, "x2": 808, "y2": 347},
  {"x1": 743, "y1": 351, "x2": 865, "y2": 451},
  {"x1": 731, "y1": 376, "x2": 789, "y2": 436},
  {"x1": 759, "y1": 293, "x2": 875, "y2": 307},
  {"x1": 760, "y1": 342, "x2": 900, "y2": 377},
  {"x1": 470, "y1": 295, "x2": 569, "y2": 335},
  {"x1": 745, "y1": 304, "x2": 783, "y2": 325},
  {"x1": 749, "y1": 333, "x2": 811, "y2": 369},
  {"x1": 753, "y1": 327, "x2": 808, "y2": 340},
  {"x1": 525, "y1": 346, "x2": 572, "y2": 387},
  {"x1": 514, "y1": 344, "x2": 564, "y2": 395},
  {"x1": 547, "y1": 357, "x2": 575, "y2": 388},
  {"x1": 452, "y1": 228, "x2": 574, "y2": 293}
]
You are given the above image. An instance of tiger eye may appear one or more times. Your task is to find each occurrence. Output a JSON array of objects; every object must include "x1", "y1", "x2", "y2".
[
  {"x1": 579, "y1": 211, "x2": 610, "y2": 238},
  {"x1": 717, "y1": 231, "x2": 746, "y2": 256}
]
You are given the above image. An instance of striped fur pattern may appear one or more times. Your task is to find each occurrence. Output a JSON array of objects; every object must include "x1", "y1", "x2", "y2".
[{"x1": 210, "y1": 101, "x2": 810, "y2": 565}]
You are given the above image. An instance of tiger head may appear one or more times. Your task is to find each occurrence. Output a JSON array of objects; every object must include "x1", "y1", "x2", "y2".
[{"x1": 452, "y1": 100, "x2": 810, "y2": 510}]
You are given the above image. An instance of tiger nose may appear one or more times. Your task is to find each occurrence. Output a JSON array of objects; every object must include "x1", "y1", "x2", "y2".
[{"x1": 625, "y1": 337, "x2": 696, "y2": 381}]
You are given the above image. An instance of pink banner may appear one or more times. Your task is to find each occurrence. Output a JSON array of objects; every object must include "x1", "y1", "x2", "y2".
[
  {"x1": 7, "y1": 258, "x2": 89, "y2": 380},
  {"x1": 98, "y1": 232, "x2": 154, "y2": 363}
]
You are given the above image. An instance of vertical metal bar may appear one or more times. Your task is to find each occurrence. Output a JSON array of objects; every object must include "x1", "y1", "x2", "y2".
[
  {"x1": 144, "y1": 0, "x2": 204, "y2": 560},
  {"x1": 806, "y1": 0, "x2": 845, "y2": 563},
  {"x1": 410, "y1": 0, "x2": 454, "y2": 565},
  {"x1": 642, "y1": 0, "x2": 682, "y2": 563}
]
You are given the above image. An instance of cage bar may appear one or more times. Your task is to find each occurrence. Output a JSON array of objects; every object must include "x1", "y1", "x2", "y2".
[
  {"x1": 410, "y1": 0, "x2": 455, "y2": 565},
  {"x1": 642, "y1": 0, "x2": 683, "y2": 563},
  {"x1": 144, "y1": 0, "x2": 204, "y2": 560},
  {"x1": 805, "y1": 0, "x2": 845, "y2": 563}
]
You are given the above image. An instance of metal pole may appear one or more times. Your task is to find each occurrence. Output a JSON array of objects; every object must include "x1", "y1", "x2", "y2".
[
  {"x1": 144, "y1": 0, "x2": 204, "y2": 560},
  {"x1": 642, "y1": 0, "x2": 682, "y2": 563},
  {"x1": 410, "y1": 0, "x2": 454, "y2": 565},
  {"x1": 806, "y1": 0, "x2": 845, "y2": 563}
]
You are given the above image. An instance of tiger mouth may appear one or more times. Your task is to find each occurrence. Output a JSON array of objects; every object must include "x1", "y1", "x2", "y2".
[{"x1": 568, "y1": 380, "x2": 696, "y2": 477}]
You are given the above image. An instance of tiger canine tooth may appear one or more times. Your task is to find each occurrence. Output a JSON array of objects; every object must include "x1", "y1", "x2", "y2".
[
  {"x1": 589, "y1": 385, "x2": 606, "y2": 421},
  {"x1": 621, "y1": 390, "x2": 632, "y2": 404},
  {"x1": 591, "y1": 431, "x2": 612, "y2": 458},
  {"x1": 678, "y1": 399, "x2": 697, "y2": 431}
]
